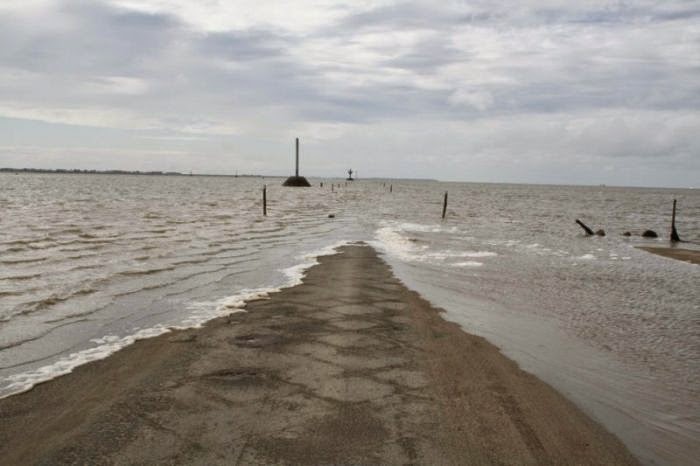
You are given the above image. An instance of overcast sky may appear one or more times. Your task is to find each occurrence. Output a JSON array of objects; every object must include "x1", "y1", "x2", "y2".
[{"x1": 1, "y1": 0, "x2": 699, "y2": 186}]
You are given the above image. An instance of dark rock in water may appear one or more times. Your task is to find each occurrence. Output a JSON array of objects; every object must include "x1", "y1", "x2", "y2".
[
  {"x1": 282, "y1": 176, "x2": 311, "y2": 187},
  {"x1": 622, "y1": 231, "x2": 632, "y2": 237},
  {"x1": 642, "y1": 230, "x2": 658, "y2": 238},
  {"x1": 595, "y1": 229, "x2": 606, "y2": 237},
  {"x1": 328, "y1": 214, "x2": 335, "y2": 218}
]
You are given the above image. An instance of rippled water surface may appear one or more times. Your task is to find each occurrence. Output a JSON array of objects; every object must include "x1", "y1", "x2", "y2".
[{"x1": 1, "y1": 173, "x2": 698, "y2": 465}]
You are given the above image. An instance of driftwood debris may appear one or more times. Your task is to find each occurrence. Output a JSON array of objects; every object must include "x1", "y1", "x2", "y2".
[{"x1": 575, "y1": 219, "x2": 595, "y2": 236}]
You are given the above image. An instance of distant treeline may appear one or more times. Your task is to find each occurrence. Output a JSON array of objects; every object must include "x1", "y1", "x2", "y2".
[{"x1": 0, "y1": 168, "x2": 264, "y2": 178}]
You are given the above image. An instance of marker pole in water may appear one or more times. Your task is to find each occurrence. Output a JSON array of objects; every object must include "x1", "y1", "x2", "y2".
[
  {"x1": 442, "y1": 191, "x2": 448, "y2": 219},
  {"x1": 390, "y1": 184, "x2": 392, "y2": 193},
  {"x1": 295, "y1": 138, "x2": 299, "y2": 177},
  {"x1": 671, "y1": 199, "x2": 680, "y2": 242},
  {"x1": 263, "y1": 185, "x2": 267, "y2": 216}
]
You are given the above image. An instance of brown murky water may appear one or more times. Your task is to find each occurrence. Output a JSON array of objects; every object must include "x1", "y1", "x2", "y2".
[{"x1": 1, "y1": 173, "x2": 698, "y2": 465}]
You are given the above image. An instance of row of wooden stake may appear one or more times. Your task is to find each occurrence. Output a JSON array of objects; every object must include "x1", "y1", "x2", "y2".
[
  {"x1": 263, "y1": 187, "x2": 681, "y2": 243},
  {"x1": 263, "y1": 186, "x2": 684, "y2": 246}
]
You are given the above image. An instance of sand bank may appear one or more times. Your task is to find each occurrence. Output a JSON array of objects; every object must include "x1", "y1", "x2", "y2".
[
  {"x1": 638, "y1": 246, "x2": 700, "y2": 265},
  {"x1": 0, "y1": 244, "x2": 638, "y2": 465}
]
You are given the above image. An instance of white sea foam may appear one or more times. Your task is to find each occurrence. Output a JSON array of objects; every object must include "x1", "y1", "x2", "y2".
[
  {"x1": 458, "y1": 251, "x2": 497, "y2": 258},
  {"x1": 452, "y1": 261, "x2": 484, "y2": 267},
  {"x1": 3, "y1": 326, "x2": 171, "y2": 397},
  {"x1": 280, "y1": 240, "x2": 351, "y2": 287},
  {"x1": 578, "y1": 254, "x2": 596, "y2": 260},
  {"x1": 372, "y1": 224, "x2": 496, "y2": 265},
  {"x1": 372, "y1": 226, "x2": 428, "y2": 262},
  {"x1": 398, "y1": 222, "x2": 458, "y2": 233}
]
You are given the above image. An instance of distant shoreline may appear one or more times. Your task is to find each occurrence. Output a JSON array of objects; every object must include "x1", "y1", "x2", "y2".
[
  {"x1": 0, "y1": 168, "x2": 436, "y2": 182},
  {"x1": 0, "y1": 168, "x2": 266, "y2": 178}
]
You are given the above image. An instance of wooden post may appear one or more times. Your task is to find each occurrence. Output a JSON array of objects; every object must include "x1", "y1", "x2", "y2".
[
  {"x1": 442, "y1": 191, "x2": 448, "y2": 219},
  {"x1": 263, "y1": 185, "x2": 267, "y2": 216},
  {"x1": 671, "y1": 199, "x2": 681, "y2": 242},
  {"x1": 331, "y1": 184, "x2": 334, "y2": 192},
  {"x1": 575, "y1": 219, "x2": 594, "y2": 236},
  {"x1": 389, "y1": 184, "x2": 392, "y2": 193}
]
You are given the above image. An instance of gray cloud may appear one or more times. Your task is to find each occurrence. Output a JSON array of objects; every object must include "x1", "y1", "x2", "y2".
[{"x1": 0, "y1": 0, "x2": 698, "y2": 186}]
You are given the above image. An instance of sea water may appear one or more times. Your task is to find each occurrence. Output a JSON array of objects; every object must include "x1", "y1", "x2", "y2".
[{"x1": 0, "y1": 173, "x2": 698, "y2": 465}]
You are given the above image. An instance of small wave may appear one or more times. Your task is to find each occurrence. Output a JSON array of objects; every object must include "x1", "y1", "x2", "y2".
[
  {"x1": 16, "y1": 288, "x2": 98, "y2": 315},
  {"x1": 0, "y1": 257, "x2": 47, "y2": 265},
  {"x1": 119, "y1": 266, "x2": 176, "y2": 276},
  {"x1": 578, "y1": 254, "x2": 596, "y2": 260},
  {"x1": 145, "y1": 229, "x2": 172, "y2": 234},
  {"x1": 166, "y1": 220, "x2": 195, "y2": 225},
  {"x1": 113, "y1": 283, "x2": 168, "y2": 298},
  {"x1": 66, "y1": 253, "x2": 100, "y2": 260},
  {"x1": 1, "y1": 239, "x2": 34, "y2": 246},
  {"x1": 56, "y1": 228, "x2": 83, "y2": 234},
  {"x1": 172, "y1": 258, "x2": 210, "y2": 266},
  {"x1": 0, "y1": 273, "x2": 41, "y2": 281},
  {"x1": 59, "y1": 244, "x2": 105, "y2": 252}
]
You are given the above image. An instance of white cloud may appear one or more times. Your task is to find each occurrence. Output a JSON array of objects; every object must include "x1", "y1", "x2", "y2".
[
  {"x1": 448, "y1": 89, "x2": 494, "y2": 110},
  {"x1": 106, "y1": 0, "x2": 393, "y2": 32},
  {"x1": 0, "y1": 101, "x2": 163, "y2": 130},
  {"x1": 83, "y1": 76, "x2": 150, "y2": 96}
]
